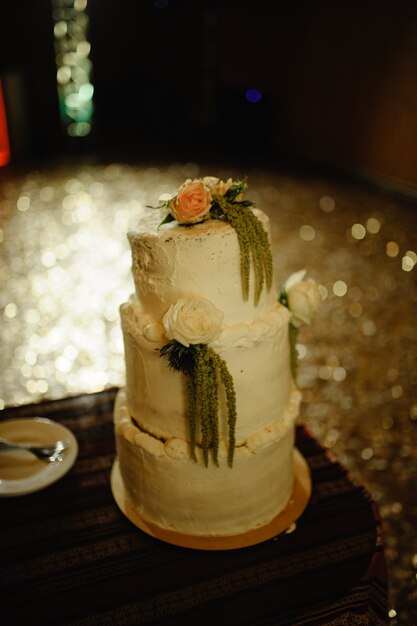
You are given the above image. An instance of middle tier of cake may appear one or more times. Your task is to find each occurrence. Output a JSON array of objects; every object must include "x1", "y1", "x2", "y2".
[{"x1": 120, "y1": 299, "x2": 294, "y2": 446}]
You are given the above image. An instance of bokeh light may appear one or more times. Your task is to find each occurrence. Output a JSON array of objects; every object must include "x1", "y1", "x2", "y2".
[
  {"x1": 52, "y1": 0, "x2": 94, "y2": 137},
  {"x1": 245, "y1": 88, "x2": 262, "y2": 104}
]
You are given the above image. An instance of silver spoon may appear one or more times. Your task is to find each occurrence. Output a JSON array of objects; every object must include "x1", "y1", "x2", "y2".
[{"x1": 0, "y1": 437, "x2": 69, "y2": 463}]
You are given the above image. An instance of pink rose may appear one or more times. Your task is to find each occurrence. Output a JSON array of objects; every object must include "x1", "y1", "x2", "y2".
[{"x1": 171, "y1": 179, "x2": 212, "y2": 224}]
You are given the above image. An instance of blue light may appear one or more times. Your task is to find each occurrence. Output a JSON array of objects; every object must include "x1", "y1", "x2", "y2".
[{"x1": 245, "y1": 88, "x2": 262, "y2": 104}]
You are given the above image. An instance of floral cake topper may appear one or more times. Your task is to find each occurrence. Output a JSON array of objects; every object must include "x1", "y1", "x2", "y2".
[
  {"x1": 168, "y1": 179, "x2": 213, "y2": 225},
  {"x1": 150, "y1": 177, "x2": 273, "y2": 306}
]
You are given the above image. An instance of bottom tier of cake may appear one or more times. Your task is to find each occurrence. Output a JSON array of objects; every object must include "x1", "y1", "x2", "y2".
[{"x1": 113, "y1": 387, "x2": 301, "y2": 537}]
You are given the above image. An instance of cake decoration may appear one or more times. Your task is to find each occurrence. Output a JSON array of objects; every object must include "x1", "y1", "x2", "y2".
[
  {"x1": 279, "y1": 270, "x2": 322, "y2": 380},
  {"x1": 166, "y1": 179, "x2": 212, "y2": 226},
  {"x1": 162, "y1": 297, "x2": 223, "y2": 348},
  {"x1": 151, "y1": 177, "x2": 273, "y2": 306},
  {"x1": 160, "y1": 298, "x2": 237, "y2": 467},
  {"x1": 113, "y1": 174, "x2": 319, "y2": 541}
]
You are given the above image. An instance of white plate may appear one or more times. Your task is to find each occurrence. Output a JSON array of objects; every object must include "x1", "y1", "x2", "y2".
[{"x1": 0, "y1": 417, "x2": 78, "y2": 496}]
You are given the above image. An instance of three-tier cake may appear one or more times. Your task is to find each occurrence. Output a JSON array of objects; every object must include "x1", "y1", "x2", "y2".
[{"x1": 111, "y1": 177, "x2": 319, "y2": 547}]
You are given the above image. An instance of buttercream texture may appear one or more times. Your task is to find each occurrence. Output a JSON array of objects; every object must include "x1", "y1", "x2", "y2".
[{"x1": 115, "y1": 204, "x2": 300, "y2": 536}]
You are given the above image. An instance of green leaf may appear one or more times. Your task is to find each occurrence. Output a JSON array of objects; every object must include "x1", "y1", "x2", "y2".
[
  {"x1": 160, "y1": 341, "x2": 197, "y2": 374},
  {"x1": 225, "y1": 179, "x2": 247, "y2": 201},
  {"x1": 158, "y1": 212, "x2": 176, "y2": 228}
]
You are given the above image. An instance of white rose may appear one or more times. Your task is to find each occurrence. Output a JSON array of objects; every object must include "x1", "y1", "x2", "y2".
[
  {"x1": 284, "y1": 270, "x2": 322, "y2": 327},
  {"x1": 162, "y1": 298, "x2": 223, "y2": 347}
]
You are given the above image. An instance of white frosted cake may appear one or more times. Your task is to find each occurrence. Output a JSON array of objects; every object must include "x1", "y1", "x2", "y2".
[{"x1": 113, "y1": 177, "x2": 320, "y2": 539}]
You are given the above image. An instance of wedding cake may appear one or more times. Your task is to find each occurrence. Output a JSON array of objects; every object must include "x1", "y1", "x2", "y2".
[{"x1": 112, "y1": 177, "x2": 321, "y2": 541}]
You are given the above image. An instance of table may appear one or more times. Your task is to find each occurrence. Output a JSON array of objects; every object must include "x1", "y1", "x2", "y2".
[{"x1": 0, "y1": 389, "x2": 388, "y2": 625}]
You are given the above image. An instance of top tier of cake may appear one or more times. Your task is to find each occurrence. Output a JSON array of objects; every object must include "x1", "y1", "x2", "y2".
[{"x1": 128, "y1": 208, "x2": 277, "y2": 325}]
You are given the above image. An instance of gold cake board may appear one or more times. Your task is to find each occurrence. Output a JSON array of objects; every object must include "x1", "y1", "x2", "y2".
[{"x1": 110, "y1": 449, "x2": 311, "y2": 551}]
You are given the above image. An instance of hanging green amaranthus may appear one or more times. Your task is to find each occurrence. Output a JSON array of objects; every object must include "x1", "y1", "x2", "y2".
[
  {"x1": 210, "y1": 180, "x2": 273, "y2": 305},
  {"x1": 160, "y1": 341, "x2": 237, "y2": 467}
]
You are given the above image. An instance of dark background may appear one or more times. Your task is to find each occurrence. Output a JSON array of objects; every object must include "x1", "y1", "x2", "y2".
[{"x1": 1, "y1": 0, "x2": 417, "y2": 195}]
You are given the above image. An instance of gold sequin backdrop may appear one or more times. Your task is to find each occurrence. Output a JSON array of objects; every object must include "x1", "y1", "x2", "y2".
[{"x1": 0, "y1": 162, "x2": 416, "y2": 623}]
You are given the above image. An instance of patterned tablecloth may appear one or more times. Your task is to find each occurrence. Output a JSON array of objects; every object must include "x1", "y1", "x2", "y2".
[{"x1": 0, "y1": 389, "x2": 387, "y2": 625}]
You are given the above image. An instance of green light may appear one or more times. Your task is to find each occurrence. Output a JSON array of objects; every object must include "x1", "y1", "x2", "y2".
[
  {"x1": 52, "y1": 0, "x2": 94, "y2": 137},
  {"x1": 78, "y1": 83, "x2": 94, "y2": 102},
  {"x1": 68, "y1": 122, "x2": 91, "y2": 137}
]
